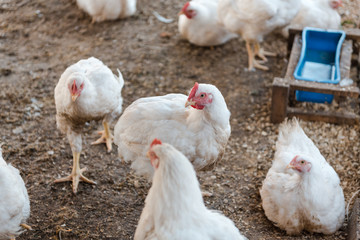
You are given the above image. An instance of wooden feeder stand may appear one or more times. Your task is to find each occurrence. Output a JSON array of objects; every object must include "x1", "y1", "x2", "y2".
[{"x1": 271, "y1": 28, "x2": 360, "y2": 124}]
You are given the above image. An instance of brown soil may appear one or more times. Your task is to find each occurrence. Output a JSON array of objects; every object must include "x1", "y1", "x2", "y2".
[{"x1": 0, "y1": 0, "x2": 359, "y2": 239}]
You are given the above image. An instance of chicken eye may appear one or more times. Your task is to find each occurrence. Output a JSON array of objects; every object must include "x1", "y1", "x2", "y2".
[
  {"x1": 200, "y1": 94, "x2": 205, "y2": 98},
  {"x1": 300, "y1": 160, "x2": 305, "y2": 164}
]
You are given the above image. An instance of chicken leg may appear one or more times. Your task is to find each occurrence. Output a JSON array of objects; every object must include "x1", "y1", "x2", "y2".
[
  {"x1": 254, "y1": 42, "x2": 276, "y2": 62},
  {"x1": 91, "y1": 121, "x2": 113, "y2": 152},
  {"x1": 20, "y1": 223, "x2": 32, "y2": 230},
  {"x1": 54, "y1": 151, "x2": 96, "y2": 193},
  {"x1": 245, "y1": 40, "x2": 269, "y2": 71}
]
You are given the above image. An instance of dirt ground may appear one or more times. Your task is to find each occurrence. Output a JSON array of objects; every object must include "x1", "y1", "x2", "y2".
[{"x1": 0, "y1": 0, "x2": 359, "y2": 239}]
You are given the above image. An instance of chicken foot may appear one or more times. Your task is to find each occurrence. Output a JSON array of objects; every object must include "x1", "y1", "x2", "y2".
[
  {"x1": 246, "y1": 40, "x2": 269, "y2": 71},
  {"x1": 91, "y1": 121, "x2": 113, "y2": 152},
  {"x1": 254, "y1": 42, "x2": 276, "y2": 62},
  {"x1": 54, "y1": 152, "x2": 96, "y2": 194},
  {"x1": 20, "y1": 223, "x2": 32, "y2": 230}
]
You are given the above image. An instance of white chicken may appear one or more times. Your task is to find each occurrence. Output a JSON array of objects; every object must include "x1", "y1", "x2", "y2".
[
  {"x1": 217, "y1": 0, "x2": 301, "y2": 70},
  {"x1": 178, "y1": 0, "x2": 238, "y2": 46},
  {"x1": 114, "y1": 82, "x2": 231, "y2": 180},
  {"x1": 134, "y1": 139, "x2": 248, "y2": 240},
  {"x1": 282, "y1": 0, "x2": 342, "y2": 38},
  {"x1": 0, "y1": 147, "x2": 31, "y2": 240},
  {"x1": 54, "y1": 57, "x2": 124, "y2": 193},
  {"x1": 76, "y1": 0, "x2": 136, "y2": 23},
  {"x1": 260, "y1": 119, "x2": 345, "y2": 235}
]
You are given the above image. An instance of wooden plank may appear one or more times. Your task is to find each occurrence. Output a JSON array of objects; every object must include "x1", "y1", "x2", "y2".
[
  {"x1": 288, "y1": 27, "x2": 303, "y2": 37},
  {"x1": 340, "y1": 40, "x2": 353, "y2": 79},
  {"x1": 347, "y1": 197, "x2": 360, "y2": 240},
  {"x1": 335, "y1": 39, "x2": 353, "y2": 102},
  {"x1": 344, "y1": 28, "x2": 360, "y2": 42},
  {"x1": 287, "y1": 39, "x2": 352, "y2": 81},
  {"x1": 287, "y1": 107, "x2": 360, "y2": 124},
  {"x1": 271, "y1": 78, "x2": 289, "y2": 123},
  {"x1": 289, "y1": 80, "x2": 360, "y2": 98},
  {"x1": 288, "y1": 27, "x2": 360, "y2": 42},
  {"x1": 285, "y1": 34, "x2": 302, "y2": 79},
  {"x1": 287, "y1": 27, "x2": 303, "y2": 53},
  {"x1": 358, "y1": 48, "x2": 360, "y2": 80}
]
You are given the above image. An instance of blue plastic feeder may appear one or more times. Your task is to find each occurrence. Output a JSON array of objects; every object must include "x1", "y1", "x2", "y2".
[{"x1": 293, "y1": 27, "x2": 346, "y2": 103}]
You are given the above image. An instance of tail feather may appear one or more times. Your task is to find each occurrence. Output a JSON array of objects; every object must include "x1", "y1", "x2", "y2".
[
  {"x1": 0, "y1": 145, "x2": 6, "y2": 166},
  {"x1": 276, "y1": 118, "x2": 324, "y2": 161},
  {"x1": 277, "y1": 118, "x2": 304, "y2": 147},
  {"x1": 115, "y1": 69, "x2": 125, "y2": 89}
]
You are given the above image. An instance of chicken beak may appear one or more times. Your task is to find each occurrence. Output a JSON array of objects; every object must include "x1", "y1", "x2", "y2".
[
  {"x1": 178, "y1": 10, "x2": 184, "y2": 16},
  {"x1": 71, "y1": 94, "x2": 79, "y2": 102},
  {"x1": 339, "y1": 2, "x2": 343, "y2": 7},
  {"x1": 286, "y1": 163, "x2": 295, "y2": 169},
  {"x1": 185, "y1": 100, "x2": 195, "y2": 108}
]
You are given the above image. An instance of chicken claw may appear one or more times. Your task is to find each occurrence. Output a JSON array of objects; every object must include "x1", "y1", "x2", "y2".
[
  {"x1": 91, "y1": 121, "x2": 113, "y2": 152},
  {"x1": 20, "y1": 223, "x2": 32, "y2": 230},
  {"x1": 54, "y1": 168, "x2": 96, "y2": 194},
  {"x1": 253, "y1": 60, "x2": 269, "y2": 71},
  {"x1": 54, "y1": 152, "x2": 96, "y2": 194},
  {"x1": 246, "y1": 40, "x2": 269, "y2": 71},
  {"x1": 254, "y1": 42, "x2": 276, "y2": 63}
]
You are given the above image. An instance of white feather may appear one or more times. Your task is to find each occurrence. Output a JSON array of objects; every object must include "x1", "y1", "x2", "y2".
[
  {"x1": 76, "y1": 0, "x2": 136, "y2": 22},
  {"x1": 0, "y1": 147, "x2": 30, "y2": 239},
  {"x1": 218, "y1": 0, "x2": 300, "y2": 42},
  {"x1": 282, "y1": 0, "x2": 341, "y2": 38},
  {"x1": 178, "y1": 0, "x2": 237, "y2": 46},
  {"x1": 260, "y1": 119, "x2": 345, "y2": 235},
  {"x1": 54, "y1": 56, "x2": 124, "y2": 152},
  {"x1": 114, "y1": 83, "x2": 230, "y2": 179},
  {"x1": 134, "y1": 142, "x2": 247, "y2": 240}
]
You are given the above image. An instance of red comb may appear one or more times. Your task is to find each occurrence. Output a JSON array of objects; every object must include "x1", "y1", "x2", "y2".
[
  {"x1": 291, "y1": 155, "x2": 299, "y2": 163},
  {"x1": 150, "y1": 138, "x2": 162, "y2": 148},
  {"x1": 187, "y1": 82, "x2": 199, "y2": 100},
  {"x1": 182, "y1": 2, "x2": 190, "y2": 12},
  {"x1": 71, "y1": 80, "x2": 77, "y2": 94}
]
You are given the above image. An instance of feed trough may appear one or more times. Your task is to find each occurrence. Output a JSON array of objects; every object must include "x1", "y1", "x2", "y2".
[{"x1": 293, "y1": 27, "x2": 346, "y2": 103}]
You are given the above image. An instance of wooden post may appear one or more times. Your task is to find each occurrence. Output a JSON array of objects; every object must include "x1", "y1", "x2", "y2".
[
  {"x1": 347, "y1": 198, "x2": 360, "y2": 240},
  {"x1": 271, "y1": 78, "x2": 289, "y2": 123},
  {"x1": 358, "y1": 49, "x2": 360, "y2": 80}
]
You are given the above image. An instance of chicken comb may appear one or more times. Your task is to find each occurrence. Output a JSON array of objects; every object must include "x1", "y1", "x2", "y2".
[
  {"x1": 182, "y1": 2, "x2": 190, "y2": 12},
  {"x1": 150, "y1": 138, "x2": 162, "y2": 148},
  {"x1": 187, "y1": 82, "x2": 199, "y2": 100},
  {"x1": 71, "y1": 79, "x2": 77, "y2": 94}
]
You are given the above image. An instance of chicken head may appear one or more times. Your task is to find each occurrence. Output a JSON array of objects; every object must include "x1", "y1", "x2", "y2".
[
  {"x1": 185, "y1": 82, "x2": 213, "y2": 109},
  {"x1": 147, "y1": 138, "x2": 162, "y2": 169},
  {"x1": 179, "y1": 2, "x2": 197, "y2": 19},
  {"x1": 287, "y1": 155, "x2": 312, "y2": 173},
  {"x1": 330, "y1": 0, "x2": 343, "y2": 9},
  {"x1": 68, "y1": 78, "x2": 84, "y2": 102}
]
